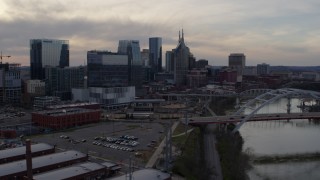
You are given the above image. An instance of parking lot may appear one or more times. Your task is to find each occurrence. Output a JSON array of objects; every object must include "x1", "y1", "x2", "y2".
[{"x1": 31, "y1": 121, "x2": 171, "y2": 166}]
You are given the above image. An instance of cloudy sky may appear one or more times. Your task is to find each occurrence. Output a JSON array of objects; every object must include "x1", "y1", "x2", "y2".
[{"x1": 0, "y1": 0, "x2": 319, "y2": 66}]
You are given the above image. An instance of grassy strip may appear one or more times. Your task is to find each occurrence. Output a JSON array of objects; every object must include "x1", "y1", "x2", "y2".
[
  {"x1": 216, "y1": 132, "x2": 251, "y2": 180},
  {"x1": 172, "y1": 123, "x2": 192, "y2": 136},
  {"x1": 172, "y1": 128, "x2": 209, "y2": 180},
  {"x1": 209, "y1": 97, "x2": 236, "y2": 116}
]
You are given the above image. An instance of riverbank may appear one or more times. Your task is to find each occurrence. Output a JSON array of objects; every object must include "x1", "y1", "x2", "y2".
[{"x1": 253, "y1": 152, "x2": 320, "y2": 164}]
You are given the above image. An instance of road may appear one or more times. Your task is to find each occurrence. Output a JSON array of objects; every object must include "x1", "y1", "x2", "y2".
[
  {"x1": 203, "y1": 125, "x2": 222, "y2": 180},
  {"x1": 145, "y1": 121, "x2": 179, "y2": 168},
  {"x1": 203, "y1": 104, "x2": 223, "y2": 180}
]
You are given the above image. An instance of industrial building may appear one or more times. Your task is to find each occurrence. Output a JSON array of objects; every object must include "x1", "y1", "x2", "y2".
[
  {"x1": 0, "y1": 150, "x2": 87, "y2": 179},
  {"x1": 0, "y1": 143, "x2": 54, "y2": 164},
  {"x1": 33, "y1": 162, "x2": 107, "y2": 180},
  {"x1": 111, "y1": 168, "x2": 171, "y2": 180},
  {"x1": 33, "y1": 161, "x2": 122, "y2": 179},
  {"x1": 32, "y1": 108, "x2": 101, "y2": 130}
]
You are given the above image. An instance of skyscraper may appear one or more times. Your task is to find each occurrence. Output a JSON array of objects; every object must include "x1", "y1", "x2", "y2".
[
  {"x1": 174, "y1": 29, "x2": 190, "y2": 85},
  {"x1": 165, "y1": 51, "x2": 174, "y2": 73},
  {"x1": 30, "y1": 39, "x2": 69, "y2": 80},
  {"x1": 149, "y1": 37, "x2": 162, "y2": 80},
  {"x1": 117, "y1": 40, "x2": 143, "y2": 88}
]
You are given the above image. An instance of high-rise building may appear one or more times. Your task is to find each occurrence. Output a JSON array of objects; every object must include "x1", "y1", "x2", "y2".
[
  {"x1": 87, "y1": 50, "x2": 129, "y2": 88},
  {"x1": 141, "y1": 49, "x2": 149, "y2": 67},
  {"x1": 30, "y1": 39, "x2": 69, "y2": 80},
  {"x1": 118, "y1": 40, "x2": 143, "y2": 88},
  {"x1": 228, "y1": 53, "x2": 245, "y2": 76},
  {"x1": 149, "y1": 37, "x2": 162, "y2": 79},
  {"x1": 45, "y1": 66, "x2": 86, "y2": 100},
  {"x1": 188, "y1": 53, "x2": 196, "y2": 70},
  {"x1": 174, "y1": 29, "x2": 190, "y2": 85},
  {"x1": 196, "y1": 59, "x2": 209, "y2": 69},
  {"x1": 85, "y1": 50, "x2": 136, "y2": 108},
  {"x1": 165, "y1": 51, "x2": 174, "y2": 73},
  {"x1": 257, "y1": 63, "x2": 270, "y2": 75},
  {"x1": 0, "y1": 63, "x2": 21, "y2": 104}
]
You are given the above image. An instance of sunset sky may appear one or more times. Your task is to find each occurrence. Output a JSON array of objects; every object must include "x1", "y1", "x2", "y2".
[{"x1": 0, "y1": 0, "x2": 319, "y2": 66}]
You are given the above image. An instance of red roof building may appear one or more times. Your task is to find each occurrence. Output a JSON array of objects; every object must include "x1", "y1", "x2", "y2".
[{"x1": 32, "y1": 108, "x2": 101, "y2": 130}]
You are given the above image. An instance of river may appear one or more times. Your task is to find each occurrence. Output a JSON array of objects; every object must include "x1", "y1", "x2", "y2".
[{"x1": 239, "y1": 98, "x2": 320, "y2": 180}]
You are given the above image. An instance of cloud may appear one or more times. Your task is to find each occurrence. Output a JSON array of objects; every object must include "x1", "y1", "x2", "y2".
[{"x1": 0, "y1": 0, "x2": 320, "y2": 66}]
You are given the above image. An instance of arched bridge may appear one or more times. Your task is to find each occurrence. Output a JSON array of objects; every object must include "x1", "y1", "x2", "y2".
[{"x1": 183, "y1": 88, "x2": 320, "y2": 133}]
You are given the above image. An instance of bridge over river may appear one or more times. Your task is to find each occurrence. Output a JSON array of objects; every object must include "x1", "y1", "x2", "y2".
[
  {"x1": 181, "y1": 88, "x2": 320, "y2": 134},
  {"x1": 186, "y1": 112, "x2": 320, "y2": 125}
]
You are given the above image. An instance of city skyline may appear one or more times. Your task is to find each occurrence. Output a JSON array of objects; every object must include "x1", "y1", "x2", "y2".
[{"x1": 0, "y1": 0, "x2": 319, "y2": 66}]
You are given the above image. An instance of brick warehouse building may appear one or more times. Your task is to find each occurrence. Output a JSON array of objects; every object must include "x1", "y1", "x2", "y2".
[{"x1": 32, "y1": 108, "x2": 101, "y2": 130}]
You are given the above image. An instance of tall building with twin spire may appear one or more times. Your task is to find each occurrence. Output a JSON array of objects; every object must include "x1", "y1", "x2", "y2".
[{"x1": 174, "y1": 29, "x2": 190, "y2": 85}]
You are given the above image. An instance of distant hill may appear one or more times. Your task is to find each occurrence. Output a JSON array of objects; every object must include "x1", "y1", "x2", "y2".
[{"x1": 270, "y1": 66, "x2": 320, "y2": 72}]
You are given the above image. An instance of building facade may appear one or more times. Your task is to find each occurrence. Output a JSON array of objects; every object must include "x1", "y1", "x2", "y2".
[
  {"x1": 165, "y1": 51, "x2": 174, "y2": 73},
  {"x1": 141, "y1": 49, "x2": 149, "y2": 67},
  {"x1": 0, "y1": 63, "x2": 21, "y2": 104},
  {"x1": 149, "y1": 37, "x2": 162, "y2": 80},
  {"x1": 32, "y1": 108, "x2": 101, "y2": 130},
  {"x1": 26, "y1": 80, "x2": 45, "y2": 95},
  {"x1": 243, "y1": 66, "x2": 257, "y2": 76},
  {"x1": 218, "y1": 68, "x2": 238, "y2": 83},
  {"x1": 196, "y1": 59, "x2": 209, "y2": 69},
  {"x1": 89, "y1": 86, "x2": 135, "y2": 108},
  {"x1": 187, "y1": 69, "x2": 208, "y2": 88},
  {"x1": 228, "y1": 53, "x2": 245, "y2": 76},
  {"x1": 87, "y1": 51, "x2": 129, "y2": 87},
  {"x1": 118, "y1": 40, "x2": 143, "y2": 88},
  {"x1": 257, "y1": 63, "x2": 270, "y2": 75},
  {"x1": 30, "y1": 39, "x2": 69, "y2": 80},
  {"x1": 300, "y1": 72, "x2": 320, "y2": 81},
  {"x1": 33, "y1": 96, "x2": 61, "y2": 109},
  {"x1": 45, "y1": 66, "x2": 86, "y2": 100}
]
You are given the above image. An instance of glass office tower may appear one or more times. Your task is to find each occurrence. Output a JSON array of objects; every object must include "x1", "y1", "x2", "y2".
[
  {"x1": 149, "y1": 37, "x2": 162, "y2": 80},
  {"x1": 30, "y1": 39, "x2": 69, "y2": 80},
  {"x1": 117, "y1": 40, "x2": 142, "y2": 88}
]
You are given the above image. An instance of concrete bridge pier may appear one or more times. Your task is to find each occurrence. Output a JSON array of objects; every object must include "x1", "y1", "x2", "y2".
[{"x1": 287, "y1": 96, "x2": 292, "y2": 114}]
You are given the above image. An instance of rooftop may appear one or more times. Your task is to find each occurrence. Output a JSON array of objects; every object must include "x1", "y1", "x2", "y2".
[
  {"x1": 133, "y1": 99, "x2": 165, "y2": 103},
  {"x1": 33, "y1": 108, "x2": 100, "y2": 117},
  {"x1": 0, "y1": 150, "x2": 87, "y2": 177},
  {"x1": 46, "y1": 102, "x2": 100, "y2": 109},
  {"x1": 111, "y1": 169, "x2": 171, "y2": 180},
  {"x1": 33, "y1": 162, "x2": 104, "y2": 180},
  {"x1": 0, "y1": 143, "x2": 54, "y2": 160}
]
